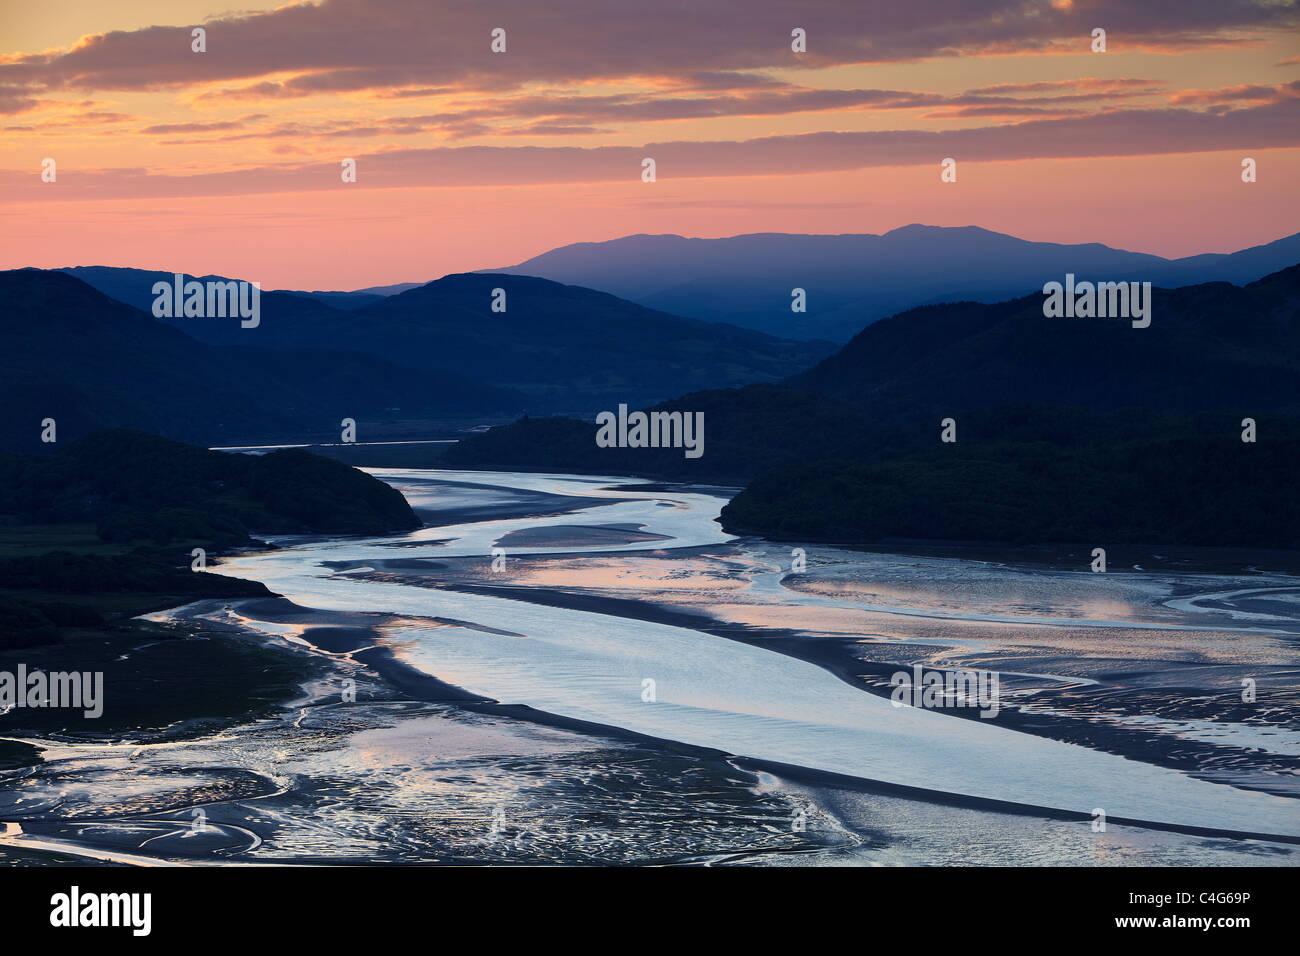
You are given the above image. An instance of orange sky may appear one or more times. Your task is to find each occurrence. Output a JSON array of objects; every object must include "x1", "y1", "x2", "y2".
[{"x1": 2, "y1": 0, "x2": 1298, "y2": 289}]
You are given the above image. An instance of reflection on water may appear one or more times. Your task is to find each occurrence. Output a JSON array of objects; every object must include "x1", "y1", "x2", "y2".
[
  {"x1": 3, "y1": 699, "x2": 1292, "y2": 866},
  {"x1": 3, "y1": 469, "x2": 1298, "y2": 865},
  {"x1": 2, "y1": 702, "x2": 851, "y2": 865},
  {"x1": 212, "y1": 472, "x2": 1300, "y2": 835}
]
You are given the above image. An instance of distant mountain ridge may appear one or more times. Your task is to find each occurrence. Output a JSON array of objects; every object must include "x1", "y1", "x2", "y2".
[
  {"x1": 449, "y1": 263, "x2": 1300, "y2": 482},
  {"x1": 493, "y1": 225, "x2": 1300, "y2": 341},
  {"x1": 59, "y1": 267, "x2": 418, "y2": 312},
  {"x1": 0, "y1": 269, "x2": 519, "y2": 452},
  {"x1": 59, "y1": 267, "x2": 832, "y2": 413},
  {"x1": 788, "y1": 263, "x2": 1300, "y2": 421}
]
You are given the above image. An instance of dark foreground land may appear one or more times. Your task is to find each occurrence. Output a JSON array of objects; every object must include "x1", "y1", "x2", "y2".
[
  {"x1": 0, "y1": 429, "x2": 418, "y2": 650},
  {"x1": 448, "y1": 268, "x2": 1300, "y2": 555},
  {"x1": 0, "y1": 430, "x2": 416, "y2": 784}
]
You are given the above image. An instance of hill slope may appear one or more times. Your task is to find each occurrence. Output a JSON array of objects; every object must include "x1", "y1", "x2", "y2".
[
  {"x1": 449, "y1": 267, "x2": 1300, "y2": 499},
  {"x1": 719, "y1": 429, "x2": 1300, "y2": 550},
  {"x1": 0, "y1": 269, "x2": 518, "y2": 451},
  {"x1": 0, "y1": 430, "x2": 419, "y2": 647},
  {"x1": 0, "y1": 429, "x2": 419, "y2": 539},
  {"x1": 789, "y1": 264, "x2": 1300, "y2": 422},
  {"x1": 62, "y1": 268, "x2": 832, "y2": 413}
]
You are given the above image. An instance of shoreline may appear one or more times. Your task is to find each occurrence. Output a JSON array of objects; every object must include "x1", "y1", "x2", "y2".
[
  {"x1": 9, "y1": 579, "x2": 1299, "y2": 865},
  {"x1": 423, "y1": 575, "x2": 1300, "y2": 801},
  {"x1": 8, "y1": 466, "x2": 1299, "y2": 864},
  {"x1": 171, "y1": 588, "x2": 1300, "y2": 846}
]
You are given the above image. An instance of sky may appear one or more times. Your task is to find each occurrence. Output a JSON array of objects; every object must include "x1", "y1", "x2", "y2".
[{"x1": 1, "y1": 0, "x2": 1298, "y2": 290}]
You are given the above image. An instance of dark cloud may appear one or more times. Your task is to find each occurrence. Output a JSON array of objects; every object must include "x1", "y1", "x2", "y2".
[
  {"x1": 965, "y1": 78, "x2": 1165, "y2": 95},
  {"x1": 136, "y1": 81, "x2": 1174, "y2": 145},
  {"x1": 6, "y1": 97, "x2": 1295, "y2": 200},
  {"x1": 1170, "y1": 81, "x2": 1299, "y2": 106},
  {"x1": 922, "y1": 104, "x2": 1087, "y2": 118},
  {"x1": 141, "y1": 119, "x2": 249, "y2": 133},
  {"x1": 3, "y1": 0, "x2": 1294, "y2": 98}
]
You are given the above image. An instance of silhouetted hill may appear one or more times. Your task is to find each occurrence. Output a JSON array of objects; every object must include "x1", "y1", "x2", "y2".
[
  {"x1": 59, "y1": 266, "x2": 410, "y2": 311},
  {"x1": 719, "y1": 267, "x2": 1300, "y2": 549},
  {"x1": 451, "y1": 267, "x2": 1300, "y2": 478},
  {"x1": 496, "y1": 225, "x2": 1300, "y2": 341},
  {"x1": 719, "y1": 429, "x2": 1300, "y2": 550},
  {"x1": 351, "y1": 274, "x2": 831, "y2": 409},
  {"x1": 790, "y1": 264, "x2": 1300, "y2": 422},
  {"x1": 0, "y1": 269, "x2": 519, "y2": 451},
  {"x1": 0, "y1": 430, "x2": 420, "y2": 645},
  {"x1": 0, "y1": 429, "x2": 419, "y2": 538},
  {"x1": 449, "y1": 266, "x2": 1300, "y2": 549},
  {"x1": 58, "y1": 267, "x2": 831, "y2": 413},
  {"x1": 443, "y1": 385, "x2": 884, "y2": 482}
]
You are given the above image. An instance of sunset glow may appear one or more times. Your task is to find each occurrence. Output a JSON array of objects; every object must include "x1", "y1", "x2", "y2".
[{"x1": 2, "y1": 0, "x2": 1297, "y2": 288}]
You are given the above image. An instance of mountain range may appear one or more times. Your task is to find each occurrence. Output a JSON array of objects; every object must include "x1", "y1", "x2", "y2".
[
  {"x1": 790, "y1": 263, "x2": 1300, "y2": 421},
  {"x1": 494, "y1": 225, "x2": 1300, "y2": 342},
  {"x1": 446, "y1": 262, "x2": 1300, "y2": 548},
  {"x1": 13, "y1": 226, "x2": 1300, "y2": 470},
  {"x1": 53, "y1": 267, "x2": 831, "y2": 413},
  {"x1": 448, "y1": 264, "x2": 1300, "y2": 482},
  {"x1": 1, "y1": 266, "x2": 830, "y2": 451},
  {"x1": 0, "y1": 269, "x2": 519, "y2": 452},
  {"x1": 61, "y1": 267, "x2": 426, "y2": 313}
]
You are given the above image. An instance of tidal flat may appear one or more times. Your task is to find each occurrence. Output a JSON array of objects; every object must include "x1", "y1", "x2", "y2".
[{"x1": 3, "y1": 469, "x2": 1297, "y2": 865}]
